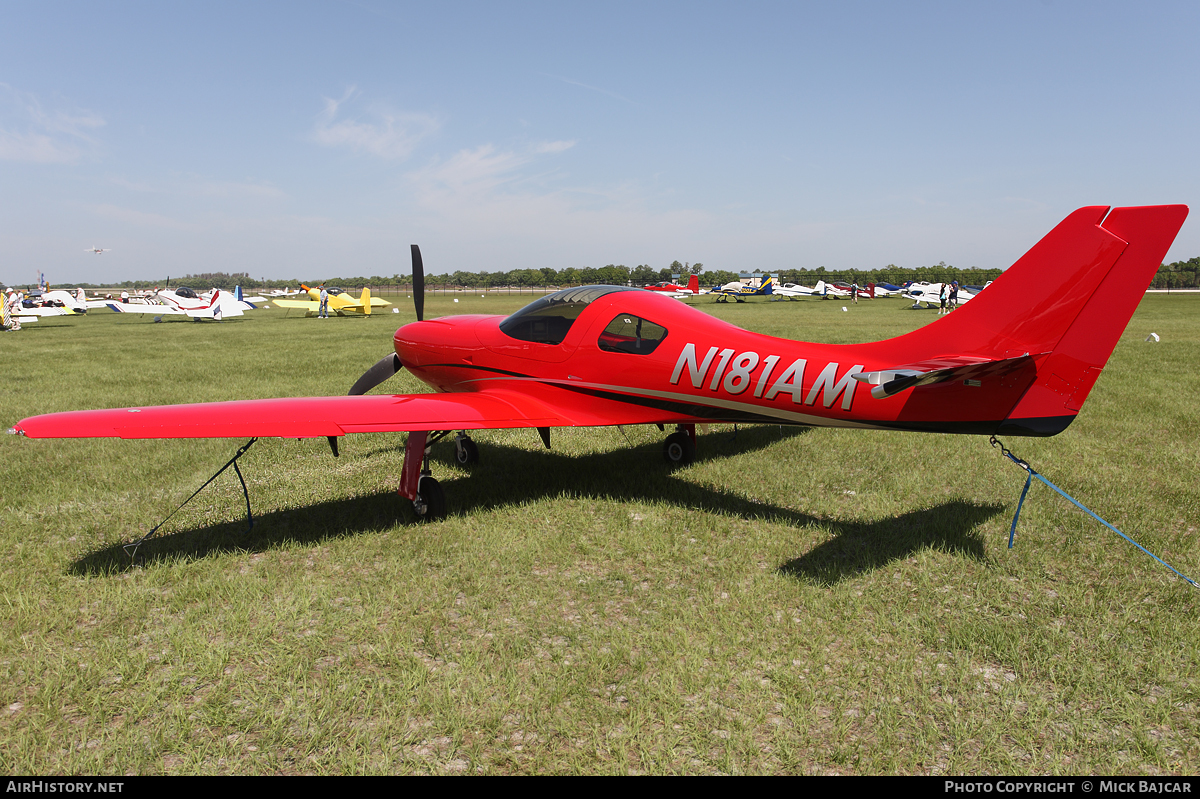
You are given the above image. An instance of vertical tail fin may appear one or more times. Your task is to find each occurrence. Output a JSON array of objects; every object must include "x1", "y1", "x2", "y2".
[
  {"x1": 687, "y1": 274, "x2": 699, "y2": 294},
  {"x1": 868, "y1": 205, "x2": 1187, "y2": 436},
  {"x1": 362, "y1": 287, "x2": 372, "y2": 316},
  {"x1": 995, "y1": 205, "x2": 1187, "y2": 434}
]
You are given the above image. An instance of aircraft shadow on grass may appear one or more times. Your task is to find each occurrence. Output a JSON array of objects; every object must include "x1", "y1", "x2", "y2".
[{"x1": 70, "y1": 424, "x2": 1004, "y2": 582}]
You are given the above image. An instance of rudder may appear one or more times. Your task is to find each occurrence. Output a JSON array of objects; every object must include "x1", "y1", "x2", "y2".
[{"x1": 998, "y1": 204, "x2": 1188, "y2": 435}]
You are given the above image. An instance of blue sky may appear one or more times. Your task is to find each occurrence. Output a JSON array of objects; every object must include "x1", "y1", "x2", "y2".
[{"x1": 3, "y1": 1, "x2": 1198, "y2": 285}]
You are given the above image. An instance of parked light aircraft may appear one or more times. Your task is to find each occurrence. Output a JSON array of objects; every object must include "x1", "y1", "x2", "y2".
[
  {"x1": 106, "y1": 287, "x2": 248, "y2": 320},
  {"x1": 12, "y1": 290, "x2": 85, "y2": 316},
  {"x1": 272, "y1": 285, "x2": 390, "y2": 316},
  {"x1": 904, "y1": 282, "x2": 979, "y2": 309},
  {"x1": 710, "y1": 276, "x2": 777, "y2": 302},
  {"x1": 11, "y1": 206, "x2": 1187, "y2": 523},
  {"x1": 643, "y1": 275, "x2": 700, "y2": 297}
]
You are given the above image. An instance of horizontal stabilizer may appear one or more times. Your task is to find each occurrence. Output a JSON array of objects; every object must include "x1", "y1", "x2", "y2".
[{"x1": 854, "y1": 354, "x2": 1040, "y2": 400}]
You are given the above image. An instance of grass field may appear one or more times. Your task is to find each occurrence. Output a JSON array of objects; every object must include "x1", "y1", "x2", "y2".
[{"x1": 1, "y1": 293, "x2": 1197, "y2": 775}]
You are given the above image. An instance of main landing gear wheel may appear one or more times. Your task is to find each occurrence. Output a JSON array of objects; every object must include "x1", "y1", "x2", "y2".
[
  {"x1": 663, "y1": 431, "x2": 695, "y2": 466},
  {"x1": 412, "y1": 475, "x2": 446, "y2": 521},
  {"x1": 454, "y1": 435, "x2": 479, "y2": 466}
]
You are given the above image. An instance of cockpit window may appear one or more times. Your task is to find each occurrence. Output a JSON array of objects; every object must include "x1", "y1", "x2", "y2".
[
  {"x1": 499, "y1": 285, "x2": 642, "y2": 345},
  {"x1": 597, "y1": 313, "x2": 668, "y2": 355},
  {"x1": 175, "y1": 287, "x2": 199, "y2": 299}
]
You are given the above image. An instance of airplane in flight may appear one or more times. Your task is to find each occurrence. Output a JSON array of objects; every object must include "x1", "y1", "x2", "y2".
[
  {"x1": 85, "y1": 247, "x2": 111, "y2": 255},
  {"x1": 272, "y1": 285, "x2": 390, "y2": 316},
  {"x1": 11, "y1": 206, "x2": 1187, "y2": 523}
]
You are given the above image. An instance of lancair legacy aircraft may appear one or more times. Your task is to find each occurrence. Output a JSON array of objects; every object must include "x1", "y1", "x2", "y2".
[{"x1": 10, "y1": 205, "x2": 1187, "y2": 521}]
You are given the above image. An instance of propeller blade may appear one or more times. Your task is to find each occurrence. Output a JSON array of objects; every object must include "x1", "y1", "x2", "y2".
[
  {"x1": 411, "y1": 244, "x2": 424, "y2": 322},
  {"x1": 348, "y1": 353, "x2": 402, "y2": 396}
]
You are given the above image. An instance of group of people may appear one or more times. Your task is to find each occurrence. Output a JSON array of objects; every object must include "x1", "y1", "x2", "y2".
[{"x1": 938, "y1": 281, "x2": 960, "y2": 315}]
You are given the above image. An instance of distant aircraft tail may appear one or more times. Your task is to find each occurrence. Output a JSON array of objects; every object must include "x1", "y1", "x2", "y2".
[
  {"x1": 867, "y1": 282, "x2": 875, "y2": 299},
  {"x1": 759, "y1": 277, "x2": 774, "y2": 295},
  {"x1": 686, "y1": 274, "x2": 699, "y2": 294},
  {"x1": 362, "y1": 287, "x2": 371, "y2": 316},
  {"x1": 861, "y1": 205, "x2": 1188, "y2": 436}
]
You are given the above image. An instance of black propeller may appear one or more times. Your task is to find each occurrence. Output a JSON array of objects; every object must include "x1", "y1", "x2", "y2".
[
  {"x1": 345, "y1": 244, "x2": 425, "y2": 397},
  {"x1": 348, "y1": 352, "x2": 402, "y2": 396},
  {"x1": 411, "y1": 244, "x2": 424, "y2": 322}
]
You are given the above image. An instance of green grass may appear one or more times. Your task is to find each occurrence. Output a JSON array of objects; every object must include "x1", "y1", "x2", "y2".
[{"x1": 1, "y1": 294, "x2": 1197, "y2": 774}]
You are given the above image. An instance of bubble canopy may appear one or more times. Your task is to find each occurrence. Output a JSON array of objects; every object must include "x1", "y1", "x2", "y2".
[{"x1": 498, "y1": 285, "x2": 643, "y2": 345}]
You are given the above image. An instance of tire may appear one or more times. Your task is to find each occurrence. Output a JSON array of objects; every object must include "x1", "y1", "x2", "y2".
[
  {"x1": 454, "y1": 436, "x2": 479, "y2": 466},
  {"x1": 413, "y1": 475, "x2": 446, "y2": 521},
  {"x1": 663, "y1": 431, "x2": 695, "y2": 466}
]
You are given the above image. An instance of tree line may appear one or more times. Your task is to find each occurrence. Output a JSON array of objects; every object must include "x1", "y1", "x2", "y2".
[{"x1": 19, "y1": 256, "x2": 1200, "y2": 291}]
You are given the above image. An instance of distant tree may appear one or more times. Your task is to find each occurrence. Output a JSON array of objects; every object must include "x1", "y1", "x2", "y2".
[{"x1": 631, "y1": 265, "x2": 657, "y2": 284}]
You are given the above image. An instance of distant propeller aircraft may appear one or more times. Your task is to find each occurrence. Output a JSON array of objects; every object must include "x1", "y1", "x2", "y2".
[
  {"x1": 710, "y1": 276, "x2": 778, "y2": 302},
  {"x1": 271, "y1": 285, "x2": 390, "y2": 316},
  {"x1": 85, "y1": 247, "x2": 111, "y2": 255},
  {"x1": 643, "y1": 275, "x2": 700, "y2": 297},
  {"x1": 11, "y1": 206, "x2": 1187, "y2": 523}
]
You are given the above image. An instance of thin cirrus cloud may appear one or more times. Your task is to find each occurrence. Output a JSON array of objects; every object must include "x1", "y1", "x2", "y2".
[
  {"x1": 409, "y1": 140, "x2": 576, "y2": 195},
  {"x1": 311, "y1": 86, "x2": 439, "y2": 160},
  {"x1": 0, "y1": 83, "x2": 104, "y2": 164}
]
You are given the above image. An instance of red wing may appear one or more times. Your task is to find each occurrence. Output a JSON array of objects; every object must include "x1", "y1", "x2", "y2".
[{"x1": 12, "y1": 392, "x2": 571, "y2": 440}]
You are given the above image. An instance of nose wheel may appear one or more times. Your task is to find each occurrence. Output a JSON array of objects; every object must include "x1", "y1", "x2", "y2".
[{"x1": 454, "y1": 434, "x2": 479, "y2": 466}]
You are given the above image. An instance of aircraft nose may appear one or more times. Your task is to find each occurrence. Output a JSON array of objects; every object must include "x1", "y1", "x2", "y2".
[{"x1": 393, "y1": 317, "x2": 484, "y2": 367}]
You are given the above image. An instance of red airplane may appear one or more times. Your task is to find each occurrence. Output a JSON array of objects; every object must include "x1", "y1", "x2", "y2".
[
  {"x1": 643, "y1": 274, "x2": 700, "y2": 296},
  {"x1": 10, "y1": 205, "x2": 1187, "y2": 522}
]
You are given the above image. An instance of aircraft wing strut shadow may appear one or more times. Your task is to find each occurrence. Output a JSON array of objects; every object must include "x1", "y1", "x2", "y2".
[{"x1": 11, "y1": 206, "x2": 1189, "y2": 522}]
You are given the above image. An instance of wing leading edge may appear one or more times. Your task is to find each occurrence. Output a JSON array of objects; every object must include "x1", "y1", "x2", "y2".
[{"x1": 11, "y1": 392, "x2": 569, "y2": 440}]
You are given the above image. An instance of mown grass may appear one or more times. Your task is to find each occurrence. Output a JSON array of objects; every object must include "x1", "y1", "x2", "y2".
[{"x1": 0, "y1": 294, "x2": 1197, "y2": 774}]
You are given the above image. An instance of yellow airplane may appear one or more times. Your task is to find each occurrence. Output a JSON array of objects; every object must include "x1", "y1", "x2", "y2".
[{"x1": 272, "y1": 285, "x2": 390, "y2": 317}]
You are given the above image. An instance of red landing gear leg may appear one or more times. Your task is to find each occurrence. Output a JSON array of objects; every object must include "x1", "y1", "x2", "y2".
[{"x1": 398, "y1": 431, "x2": 445, "y2": 521}]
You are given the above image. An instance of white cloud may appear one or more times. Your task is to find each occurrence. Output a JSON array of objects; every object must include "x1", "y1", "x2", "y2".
[
  {"x1": 311, "y1": 86, "x2": 438, "y2": 160},
  {"x1": 0, "y1": 84, "x2": 104, "y2": 164},
  {"x1": 534, "y1": 140, "x2": 576, "y2": 154},
  {"x1": 93, "y1": 204, "x2": 193, "y2": 230}
]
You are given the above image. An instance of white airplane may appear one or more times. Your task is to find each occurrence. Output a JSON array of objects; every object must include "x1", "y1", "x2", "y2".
[
  {"x1": 770, "y1": 281, "x2": 824, "y2": 300},
  {"x1": 903, "y1": 282, "x2": 979, "y2": 309},
  {"x1": 106, "y1": 287, "x2": 248, "y2": 320},
  {"x1": 84, "y1": 247, "x2": 111, "y2": 255},
  {"x1": 5, "y1": 289, "x2": 88, "y2": 317},
  {"x1": 870, "y1": 282, "x2": 906, "y2": 297}
]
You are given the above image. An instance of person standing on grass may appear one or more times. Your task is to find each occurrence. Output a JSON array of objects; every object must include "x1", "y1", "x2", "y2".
[
  {"x1": 949, "y1": 280, "x2": 959, "y2": 311},
  {"x1": 851, "y1": 282, "x2": 859, "y2": 304},
  {"x1": 939, "y1": 282, "x2": 948, "y2": 315},
  {"x1": 319, "y1": 285, "x2": 329, "y2": 318}
]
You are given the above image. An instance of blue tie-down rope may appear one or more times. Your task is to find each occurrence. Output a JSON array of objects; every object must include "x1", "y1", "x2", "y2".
[{"x1": 989, "y1": 436, "x2": 1196, "y2": 588}]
